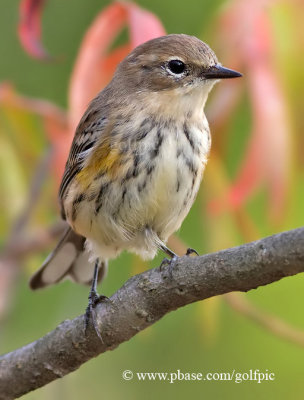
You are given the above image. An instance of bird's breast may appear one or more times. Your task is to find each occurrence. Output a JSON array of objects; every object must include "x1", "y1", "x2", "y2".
[
  {"x1": 67, "y1": 114, "x2": 211, "y2": 253},
  {"x1": 143, "y1": 116, "x2": 211, "y2": 239}
]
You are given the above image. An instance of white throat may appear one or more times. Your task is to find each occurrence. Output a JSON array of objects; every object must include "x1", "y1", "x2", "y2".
[{"x1": 142, "y1": 80, "x2": 216, "y2": 121}]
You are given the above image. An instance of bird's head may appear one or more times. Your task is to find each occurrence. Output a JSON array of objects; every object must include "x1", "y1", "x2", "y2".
[{"x1": 113, "y1": 34, "x2": 242, "y2": 118}]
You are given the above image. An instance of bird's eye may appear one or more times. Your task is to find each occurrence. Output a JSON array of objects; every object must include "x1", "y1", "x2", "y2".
[{"x1": 167, "y1": 59, "x2": 185, "y2": 75}]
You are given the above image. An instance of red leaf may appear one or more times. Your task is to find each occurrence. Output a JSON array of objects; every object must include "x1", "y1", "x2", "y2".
[
  {"x1": 99, "y1": 44, "x2": 132, "y2": 88},
  {"x1": 68, "y1": 2, "x2": 127, "y2": 131},
  {"x1": 68, "y1": 1, "x2": 166, "y2": 131},
  {"x1": 125, "y1": 2, "x2": 166, "y2": 47},
  {"x1": 210, "y1": 0, "x2": 291, "y2": 219},
  {"x1": 18, "y1": 0, "x2": 51, "y2": 60}
]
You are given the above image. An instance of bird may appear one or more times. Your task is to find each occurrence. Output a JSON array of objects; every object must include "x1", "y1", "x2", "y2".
[{"x1": 29, "y1": 34, "x2": 241, "y2": 337}]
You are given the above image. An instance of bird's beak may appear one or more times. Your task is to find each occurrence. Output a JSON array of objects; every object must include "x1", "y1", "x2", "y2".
[{"x1": 203, "y1": 64, "x2": 242, "y2": 80}]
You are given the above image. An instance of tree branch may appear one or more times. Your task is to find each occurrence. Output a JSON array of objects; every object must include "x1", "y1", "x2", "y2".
[{"x1": 0, "y1": 227, "x2": 304, "y2": 399}]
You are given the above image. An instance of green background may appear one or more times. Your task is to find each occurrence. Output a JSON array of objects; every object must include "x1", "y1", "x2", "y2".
[{"x1": 0, "y1": 0, "x2": 304, "y2": 399}]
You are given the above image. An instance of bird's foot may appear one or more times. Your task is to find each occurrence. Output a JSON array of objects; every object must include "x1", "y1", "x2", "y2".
[
  {"x1": 84, "y1": 289, "x2": 109, "y2": 342},
  {"x1": 185, "y1": 248, "x2": 199, "y2": 257},
  {"x1": 159, "y1": 248, "x2": 199, "y2": 278},
  {"x1": 159, "y1": 255, "x2": 179, "y2": 277}
]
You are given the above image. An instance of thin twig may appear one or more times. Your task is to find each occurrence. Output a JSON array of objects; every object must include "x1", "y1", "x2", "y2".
[
  {"x1": 3, "y1": 150, "x2": 53, "y2": 256},
  {"x1": 2, "y1": 221, "x2": 66, "y2": 262},
  {"x1": 224, "y1": 292, "x2": 304, "y2": 346}
]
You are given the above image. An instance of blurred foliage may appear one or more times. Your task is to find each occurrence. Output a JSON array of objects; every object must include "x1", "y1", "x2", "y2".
[{"x1": 0, "y1": 0, "x2": 304, "y2": 399}]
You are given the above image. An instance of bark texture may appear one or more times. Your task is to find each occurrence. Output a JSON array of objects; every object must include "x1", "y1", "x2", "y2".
[{"x1": 0, "y1": 227, "x2": 303, "y2": 399}]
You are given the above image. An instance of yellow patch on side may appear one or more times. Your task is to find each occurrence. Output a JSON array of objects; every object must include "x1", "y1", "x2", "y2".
[{"x1": 76, "y1": 134, "x2": 127, "y2": 189}]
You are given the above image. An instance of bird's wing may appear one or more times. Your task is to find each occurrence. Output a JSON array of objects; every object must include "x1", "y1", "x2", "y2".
[{"x1": 59, "y1": 109, "x2": 108, "y2": 209}]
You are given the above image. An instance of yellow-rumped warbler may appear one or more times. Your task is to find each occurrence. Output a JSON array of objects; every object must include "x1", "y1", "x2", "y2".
[{"x1": 30, "y1": 34, "x2": 241, "y2": 333}]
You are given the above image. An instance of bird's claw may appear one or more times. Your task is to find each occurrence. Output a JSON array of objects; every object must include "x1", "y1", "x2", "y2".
[
  {"x1": 159, "y1": 257, "x2": 170, "y2": 271},
  {"x1": 160, "y1": 255, "x2": 179, "y2": 278},
  {"x1": 84, "y1": 291, "x2": 109, "y2": 342},
  {"x1": 185, "y1": 248, "x2": 199, "y2": 257}
]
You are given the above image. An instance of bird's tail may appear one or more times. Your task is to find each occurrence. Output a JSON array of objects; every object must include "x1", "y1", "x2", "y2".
[{"x1": 29, "y1": 227, "x2": 107, "y2": 289}]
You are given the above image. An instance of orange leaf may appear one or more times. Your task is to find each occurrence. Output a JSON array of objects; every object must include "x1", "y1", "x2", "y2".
[
  {"x1": 0, "y1": 83, "x2": 66, "y2": 123},
  {"x1": 18, "y1": 0, "x2": 51, "y2": 60},
  {"x1": 43, "y1": 118, "x2": 69, "y2": 183},
  {"x1": 0, "y1": 83, "x2": 68, "y2": 184}
]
